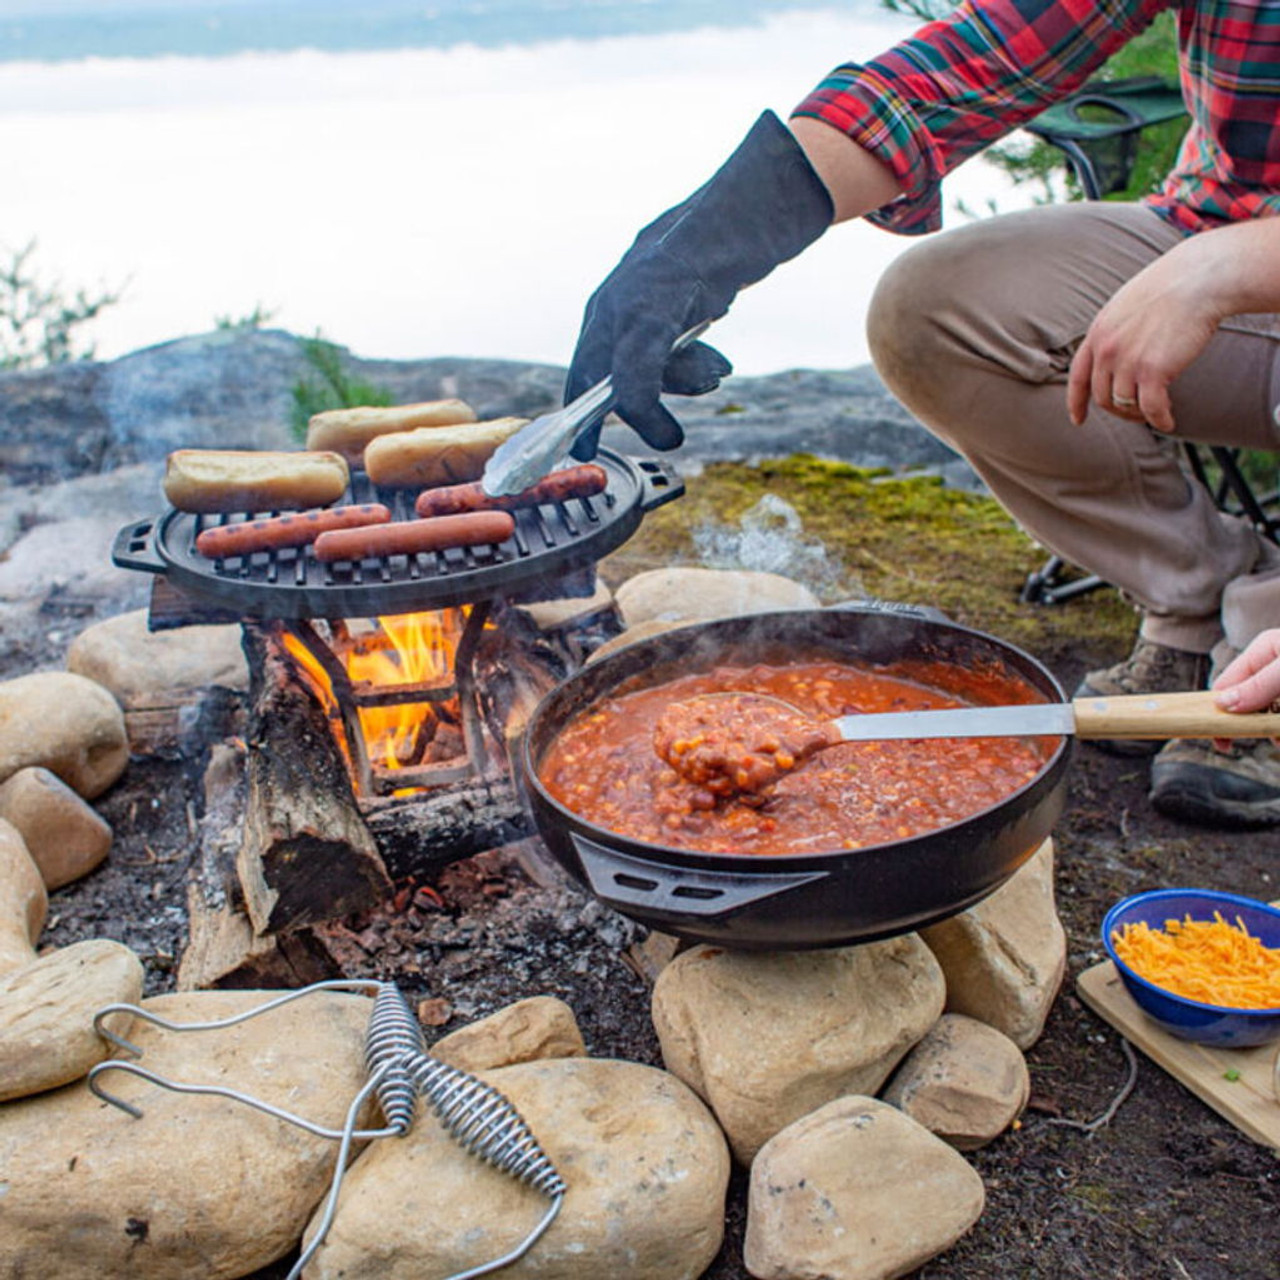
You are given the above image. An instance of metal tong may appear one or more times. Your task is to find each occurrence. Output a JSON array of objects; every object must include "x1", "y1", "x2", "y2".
[{"x1": 480, "y1": 319, "x2": 712, "y2": 497}]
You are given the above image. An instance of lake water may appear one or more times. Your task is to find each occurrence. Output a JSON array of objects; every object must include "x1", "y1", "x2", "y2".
[{"x1": 1, "y1": 4, "x2": 1030, "y2": 375}]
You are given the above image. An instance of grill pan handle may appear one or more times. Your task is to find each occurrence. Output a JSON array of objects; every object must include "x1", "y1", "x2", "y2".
[
  {"x1": 569, "y1": 832, "x2": 826, "y2": 920},
  {"x1": 634, "y1": 459, "x2": 685, "y2": 513},
  {"x1": 112, "y1": 517, "x2": 166, "y2": 574}
]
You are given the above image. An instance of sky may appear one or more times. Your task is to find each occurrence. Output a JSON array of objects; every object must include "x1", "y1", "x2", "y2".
[{"x1": 1, "y1": 5, "x2": 1030, "y2": 374}]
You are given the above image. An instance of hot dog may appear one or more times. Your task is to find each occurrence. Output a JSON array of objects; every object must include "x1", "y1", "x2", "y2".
[
  {"x1": 195, "y1": 504, "x2": 392, "y2": 559},
  {"x1": 414, "y1": 463, "x2": 608, "y2": 518},
  {"x1": 313, "y1": 510, "x2": 516, "y2": 562}
]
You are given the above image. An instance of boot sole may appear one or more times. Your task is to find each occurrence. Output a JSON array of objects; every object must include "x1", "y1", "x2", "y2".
[{"x1": 1149, "y1": 767, "x2": 1280, "y2": 829}]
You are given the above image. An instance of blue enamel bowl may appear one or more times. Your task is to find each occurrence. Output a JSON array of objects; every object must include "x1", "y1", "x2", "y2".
[{"x1": 1102, "y1": 889, "x2": 1280, "y2": 1048}]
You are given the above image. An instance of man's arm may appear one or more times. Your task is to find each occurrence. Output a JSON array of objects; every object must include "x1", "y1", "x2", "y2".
[{"x1": 788, "y1": 117, "x2": 904, "y2": 224}]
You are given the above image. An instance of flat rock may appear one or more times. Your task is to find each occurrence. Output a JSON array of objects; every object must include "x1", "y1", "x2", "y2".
[
  {"x1": 880, "y1": 1012, "x2": 1030, "y2": 1150},
  {"x1": 613, "y1": 567, "x2": 819, "y2": 628},
  {"x1": 305, "y1": 1057, "x2": 730, "y2": 1280},
  {"x1": 0, "y1": 670, "x2": 129, "y2": 799},
  {"x1": 0, "y1": 987, "x2": 373, "y2": 1279},
  {"x1": 0, "y1": 938, "x2": 144, "y2": 1101},
  {"x1": 651, "y1": 937, "x2": 946, "y2": 1165},
  {"x1": 0, "y1": 765, "x2": 113, "y2": 889},
  {"x1": 920, "y1": 839, "x2": 1065, "y2": 1049},
  {"x1": 745, "y1": 1095, "x2": 985, "y2": 1280}
]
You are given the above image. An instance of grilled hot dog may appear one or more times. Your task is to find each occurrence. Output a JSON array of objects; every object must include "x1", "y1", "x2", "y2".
[
  {"x1": 195, "y1": 504, "x2": 392, "y2": 559},
  {"x1": 313, "y1": 510, "x2": 516, "y2": 562},
  {"x1": 414, "y1": 462, "x2": 608, "y2": 518}
]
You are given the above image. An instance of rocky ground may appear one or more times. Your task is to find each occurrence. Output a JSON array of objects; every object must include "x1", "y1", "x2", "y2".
[{"x1": 3, "y1": 330, "x2": 1278, "y2": 1279}]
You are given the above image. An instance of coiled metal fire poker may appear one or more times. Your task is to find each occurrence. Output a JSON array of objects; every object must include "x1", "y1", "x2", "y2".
[{"x1": 89, "y1": 979, "x2": 566, "y2": 1280}]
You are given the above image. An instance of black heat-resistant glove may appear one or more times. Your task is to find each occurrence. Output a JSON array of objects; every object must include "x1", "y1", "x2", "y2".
[{"x1": 566, "y1": 109, "x2": 834, "y2": 460}]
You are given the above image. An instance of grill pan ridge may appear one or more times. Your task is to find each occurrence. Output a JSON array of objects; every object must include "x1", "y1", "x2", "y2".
[{"x1": 113, "y1": 449, "x2": 681, "y2": 618}]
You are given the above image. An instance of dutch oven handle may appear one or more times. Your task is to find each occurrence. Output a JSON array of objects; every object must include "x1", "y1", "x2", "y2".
[
  {"x1": 633, "y1": 458, "x2": 685, "y2": 513},
  {"x1": 112, "y1": 517, "x2": 166, "y2": 574},
  {"x1": 569, "y1": 832, "x2": 827, "y2": 920}
]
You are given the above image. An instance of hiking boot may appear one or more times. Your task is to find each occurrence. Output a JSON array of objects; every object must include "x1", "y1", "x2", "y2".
[
  {"x1": 1149, "y1": 738, "x2": 1280, "y2": 828},
  {"x1": 1074, "y1": 639, "x2": 1212, "y2": 756}
]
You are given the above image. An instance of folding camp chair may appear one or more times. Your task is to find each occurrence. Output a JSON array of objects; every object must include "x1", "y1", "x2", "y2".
[{"x1": 1017, "y1": 78, "x2": 1280, "y2": 604}]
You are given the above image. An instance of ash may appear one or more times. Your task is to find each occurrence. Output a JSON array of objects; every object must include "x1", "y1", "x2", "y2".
[{"x1": 316, "y1": 843, "x2": 660, "y2": 1062}]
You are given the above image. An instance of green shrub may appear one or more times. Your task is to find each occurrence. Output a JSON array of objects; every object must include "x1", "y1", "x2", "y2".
[
  {"x1": 0, "y1": 240, "x2": 122, "y2": 370},
  {"x1": 290, "y1": 333, "x2": 394, "y2": 440}
]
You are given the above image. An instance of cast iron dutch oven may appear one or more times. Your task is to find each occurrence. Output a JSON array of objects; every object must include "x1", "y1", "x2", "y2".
[{"x1": 520, "y1": 605, "x2": 1072, "y2": 950}]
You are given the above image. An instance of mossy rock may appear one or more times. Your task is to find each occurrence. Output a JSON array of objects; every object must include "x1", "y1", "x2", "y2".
[{"x1": 601, "y1": 455, "x2": 1137, "y2": 672}]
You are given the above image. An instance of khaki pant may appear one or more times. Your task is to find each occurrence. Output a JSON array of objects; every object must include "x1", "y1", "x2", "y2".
[{"x1": 867, "y1": 201, "x2": 1280, "y2": 661}]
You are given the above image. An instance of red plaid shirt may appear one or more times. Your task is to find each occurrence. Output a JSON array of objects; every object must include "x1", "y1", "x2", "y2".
[{"x1": 793, "y1": 0, "x2": 1280, "y2": 236}]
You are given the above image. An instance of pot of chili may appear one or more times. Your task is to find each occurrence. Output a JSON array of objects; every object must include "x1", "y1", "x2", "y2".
[{"x1": 520, "y1": 605, "x2": 1071, "y2": 950}]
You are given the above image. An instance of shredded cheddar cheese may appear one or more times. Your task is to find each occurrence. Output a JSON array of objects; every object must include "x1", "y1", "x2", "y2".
[{"x1": 1112, "y1": 911, "x2": 1280, "y2": 1010}]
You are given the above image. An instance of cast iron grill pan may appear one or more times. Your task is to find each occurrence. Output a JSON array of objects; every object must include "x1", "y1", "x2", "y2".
[{"x1": 112, "y1": 449, "x2": 681, "y2": 619}]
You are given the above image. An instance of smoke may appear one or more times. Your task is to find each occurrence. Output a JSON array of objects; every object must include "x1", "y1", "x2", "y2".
[{"x1": 690, "y1": 493, "x2": 851, "y2": 599}]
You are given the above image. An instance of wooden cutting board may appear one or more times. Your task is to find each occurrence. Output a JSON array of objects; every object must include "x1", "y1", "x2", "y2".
[{"x1": 1077, "y1": 959, "x2": 1280, "y2": 1148}]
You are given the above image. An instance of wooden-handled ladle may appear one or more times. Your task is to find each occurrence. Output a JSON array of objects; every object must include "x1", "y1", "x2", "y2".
[{"x1": 653, "y1": 689, "x2": 1280, "y2": 798}]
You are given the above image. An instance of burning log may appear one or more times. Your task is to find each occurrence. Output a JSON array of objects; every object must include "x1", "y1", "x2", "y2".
[
  {"x1": 363, "y1": 780, "x2": 532, "y2": 881},
  {"x1": 240, "y1": 623, "x2": 392, "y2": 934}
]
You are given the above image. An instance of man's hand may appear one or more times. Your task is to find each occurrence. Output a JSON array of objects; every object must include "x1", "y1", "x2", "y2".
[
  {"x1": 564, "y1": 110, "x2": 834, "y2": 459},
  {"x1": 1067, "y1": 218, "x2": 1280, "y2": 432},
  {"x1": 1066, "y1": 241, "x2": 1225, "y2": 432}
]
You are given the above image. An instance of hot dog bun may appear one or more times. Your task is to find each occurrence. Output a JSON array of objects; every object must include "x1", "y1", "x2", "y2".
[
  {"x1": 163, "y1": 449, "x2": 350, "y2": 514},
  {"x1": 306, "y1": 399, "x2": 478, "y2": 466},
  {"x1": 363, "y1": 418, "x2": 528, "y2": 489}
]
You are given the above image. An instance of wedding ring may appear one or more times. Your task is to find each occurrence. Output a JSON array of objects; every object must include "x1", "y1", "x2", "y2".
[{"x1": 1112, "y1": 394, "x2": 1138, "y2": 409}]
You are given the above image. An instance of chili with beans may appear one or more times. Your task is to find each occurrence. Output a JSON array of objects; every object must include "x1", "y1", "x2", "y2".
[
  {"x1": 539, "y1": 658, "x2": 1055, "y2": 856},
  {"x1": 654, "y1": 692, "x2": 837, "y2": 796}
]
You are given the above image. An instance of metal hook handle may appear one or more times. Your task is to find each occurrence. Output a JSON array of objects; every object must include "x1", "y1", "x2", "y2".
[
  {"x1": 92, "y1": 979, "x2": 386, "y2": 1058},
  {"x1": 87, "y1": 1058, "x2": 402, "y2": 1139}
]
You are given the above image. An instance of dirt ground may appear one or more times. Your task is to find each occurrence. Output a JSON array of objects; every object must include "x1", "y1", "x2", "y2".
[
  {"x1": 9, "y1": 462, "x2": 1278, "y2": 1280},
  {"x1": 21, "y1": 620, "x2": 1276, "y2": 1280}
]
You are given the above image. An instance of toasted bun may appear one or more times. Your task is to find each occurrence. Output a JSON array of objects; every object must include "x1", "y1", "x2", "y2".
[
  {"x1": 163, "y1": 449, "x2": 350, "y2": 514},
  {"x1": 363, "y1": 418, "x2": 528, "y2": 489},
  {"x1": 306, "y1": 400, "x2": 478, "y2": 465}
]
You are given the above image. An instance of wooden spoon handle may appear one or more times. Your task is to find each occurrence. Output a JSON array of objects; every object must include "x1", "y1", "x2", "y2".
[{"x1": 1071, "y1": 690, "x2": 1280, "y2": 739}]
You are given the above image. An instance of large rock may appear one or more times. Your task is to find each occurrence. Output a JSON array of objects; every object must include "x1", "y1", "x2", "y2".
[
  {"x1": 0, "y1": 766, "x2": 113, "y2": 889},
  {"x1": 304, "y1": 1057, "x2": 730, "y2": 1280},
  {"x1": 613, "y1": 567, "x2": 819, "y2": 628},
  {"x1": 65, "y1": 607, "x2": 249, "y2": 707},
  {"x1": 651, "y1": 938, "x2": 946, "y2": 1165},
  {"x1": 0, "y1": 987, "x2": 374, "y2": 1278},
  {"x1": 880, "y1": 1012, "x2": 1030, "y2": 1151},
  {"x1": 430, "y1": 995, "x2": 587, "y2": 1073},
  {"x1": 0, "y1": 670, "x2": 129, "y2": 799},
  {"x1": 0, "y1": 939, "x2": 144, "y2": 1101},
  {"x1": 745, "y1": 1095, "x2": 986, "y2": 1280},
  {"x1": 920, "y1": 839, "x2": 1065, "y2": 1049},
  {"x1": 0, "y1": 817, "x2": 46, "y2": 975}
]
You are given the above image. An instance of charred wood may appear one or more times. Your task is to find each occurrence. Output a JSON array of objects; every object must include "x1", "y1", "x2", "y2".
[
  {"x1": 362, "y1": 777, "x2": 533, "y2": 881},
  {"x1": 240, "y1": 622, "x2": 392, "y2": 934}
]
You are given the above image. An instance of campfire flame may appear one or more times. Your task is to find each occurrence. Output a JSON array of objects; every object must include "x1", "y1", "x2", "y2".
[{"x1": 282, "y1": 609, "x2": 470, "y2": 785}]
